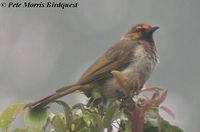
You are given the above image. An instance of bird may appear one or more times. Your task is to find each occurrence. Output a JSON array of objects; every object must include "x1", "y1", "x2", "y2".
[{"x1": 27, "y1": 24, "x2": 159, "y2": 110}]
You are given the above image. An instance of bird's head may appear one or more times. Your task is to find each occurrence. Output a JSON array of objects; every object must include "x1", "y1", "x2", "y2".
[{"x1": 122, "y1": 24, "x2": 159, "y2": 40}]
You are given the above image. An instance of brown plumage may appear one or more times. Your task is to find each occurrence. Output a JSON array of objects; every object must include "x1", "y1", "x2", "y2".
[{"x1": 27, "y1": 24, "x2": 159, "y2": 110}]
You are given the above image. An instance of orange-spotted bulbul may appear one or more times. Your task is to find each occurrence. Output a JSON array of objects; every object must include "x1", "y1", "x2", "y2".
[{"x1": 28, "y1": 24, "x2": 159, "y2": 110}]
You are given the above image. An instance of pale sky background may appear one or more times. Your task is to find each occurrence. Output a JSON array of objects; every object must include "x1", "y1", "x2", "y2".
[{"x1": 0, "y1": 0, "x2": 200, "y2": 131}]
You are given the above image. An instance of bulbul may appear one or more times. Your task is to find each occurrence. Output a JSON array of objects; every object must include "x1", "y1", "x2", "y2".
[{"x1": 28, "y1": 24, "x2": 159, "y2": 110}]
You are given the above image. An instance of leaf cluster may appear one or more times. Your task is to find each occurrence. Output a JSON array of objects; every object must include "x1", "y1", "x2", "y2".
[
  {"x1": 0, "y1": 89, "x2": 183, "y2": 132},
  {"x1": 0, "y1": 71, "x2": 184, "y2": 132}
]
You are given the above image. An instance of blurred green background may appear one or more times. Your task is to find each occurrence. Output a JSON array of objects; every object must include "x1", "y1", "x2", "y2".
[{"x1": 0, "y1": 0, "x2": 199, "y2": 131}]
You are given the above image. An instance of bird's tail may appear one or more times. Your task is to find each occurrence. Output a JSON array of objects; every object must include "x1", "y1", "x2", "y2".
[{"x1": 26, "y1": 84, "x2": 82, "y2": 110}]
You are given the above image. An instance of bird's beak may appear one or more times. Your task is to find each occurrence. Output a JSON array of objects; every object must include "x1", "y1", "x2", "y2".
[{"x1": 146, "y1": 26, "x2": 160, "y2": 35}]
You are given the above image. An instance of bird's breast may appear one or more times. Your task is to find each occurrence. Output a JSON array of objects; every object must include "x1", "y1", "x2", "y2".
[
  {"x1": 100, "y1": 44, "x2": 158, "y2": 99},
  {"x1": 122, "y1": 45, "x2": 157, "y2": 83}
]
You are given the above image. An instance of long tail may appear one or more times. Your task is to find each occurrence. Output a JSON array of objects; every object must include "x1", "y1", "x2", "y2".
[{"x1": 26, "y1": 85, "x2": 82, "y2": 110}]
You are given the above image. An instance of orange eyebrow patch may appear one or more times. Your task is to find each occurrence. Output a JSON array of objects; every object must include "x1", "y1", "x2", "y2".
[{"x1": 142, "y1": 24, "x2": 152, "y2": 30}]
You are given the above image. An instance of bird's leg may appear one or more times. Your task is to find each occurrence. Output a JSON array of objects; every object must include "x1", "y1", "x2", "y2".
[{"x1": 134, "y1": 73, "x2": 142, "y2": 93}]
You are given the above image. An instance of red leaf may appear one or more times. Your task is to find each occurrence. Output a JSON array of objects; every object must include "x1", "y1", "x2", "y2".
[
  {"x1": 160, "y1": 105, "x2": 175, "y2": 119},
  {"x1": 130, "y1": 107, "x2": 144, "y2": 132},
  {"x1": 134, "y1": 73, "x2": 142, "y2": 93},
  {"x1": 156, "y1": 89, "x2": 168, "y2": 106},
  {"x1": 144, "y1": 99, "x2": 153, "y2": 112}
]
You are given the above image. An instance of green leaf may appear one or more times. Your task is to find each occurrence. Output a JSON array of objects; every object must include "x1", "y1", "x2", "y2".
[
  {"x1": 52, "y1": 112, "x2": 66, "y2": 132},
  {"x1": 124, "y1": 120, "x2": 131, "y2": 132},
  {"x1": 72, "y1": 103, "x2": 85, "y2": 110},
  {"x1": 145, "y1": 110, "x2": 159, "y2": 127},
  {"x1": 13, "y1": 128, "x2": 28, "y2": 132},
  {"x1": 72, "y1": 118, "x2": 86, "y2": 131},
  {"x1": 103, "y1": 101, "x2": 120, "y2": 127},
  {"x1": 81, "y1": 110, "x2": 102, "y2": 129},
  {"x1": 78, "y1": 127, "x2": 91, "y2": 132},
  {"x1": 159, "y1": 118, "x2": 184, "y2": 132},
  {"x1": 53, "y1": 100, "x2": 72, "y2": 127},
  {"x1": 0, "y1": 103, "x2": 25, "y2": 130},
  {"x1": 143, "y1": 117, "x2": 184, "y2": 132},
  {"x1": 78, "y1": 127, "x2": 99, "y2": 132},
  {"x1": 143, "y1": 121, "x2": 158, "y2": 132},
  {"x1": 82, "y1": 112, "x2": 92, "y2": 126},
  {"x1": 91, "y1": 89, "x2": 102, "y2": 100},
  {"x1": 53, "y1": 100, "x2": 71, "y2": 117},
  {"x1": 91, "y1": 112, "x2": 103, "y2": 128},
  {"x1": 24, "y1": 108, "x2": 49, "y2": 132}
]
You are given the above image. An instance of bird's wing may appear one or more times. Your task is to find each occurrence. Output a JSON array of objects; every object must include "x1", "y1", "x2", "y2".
[{"x1": 77, "y1": 40, "x2": 139, "y2": 84}]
